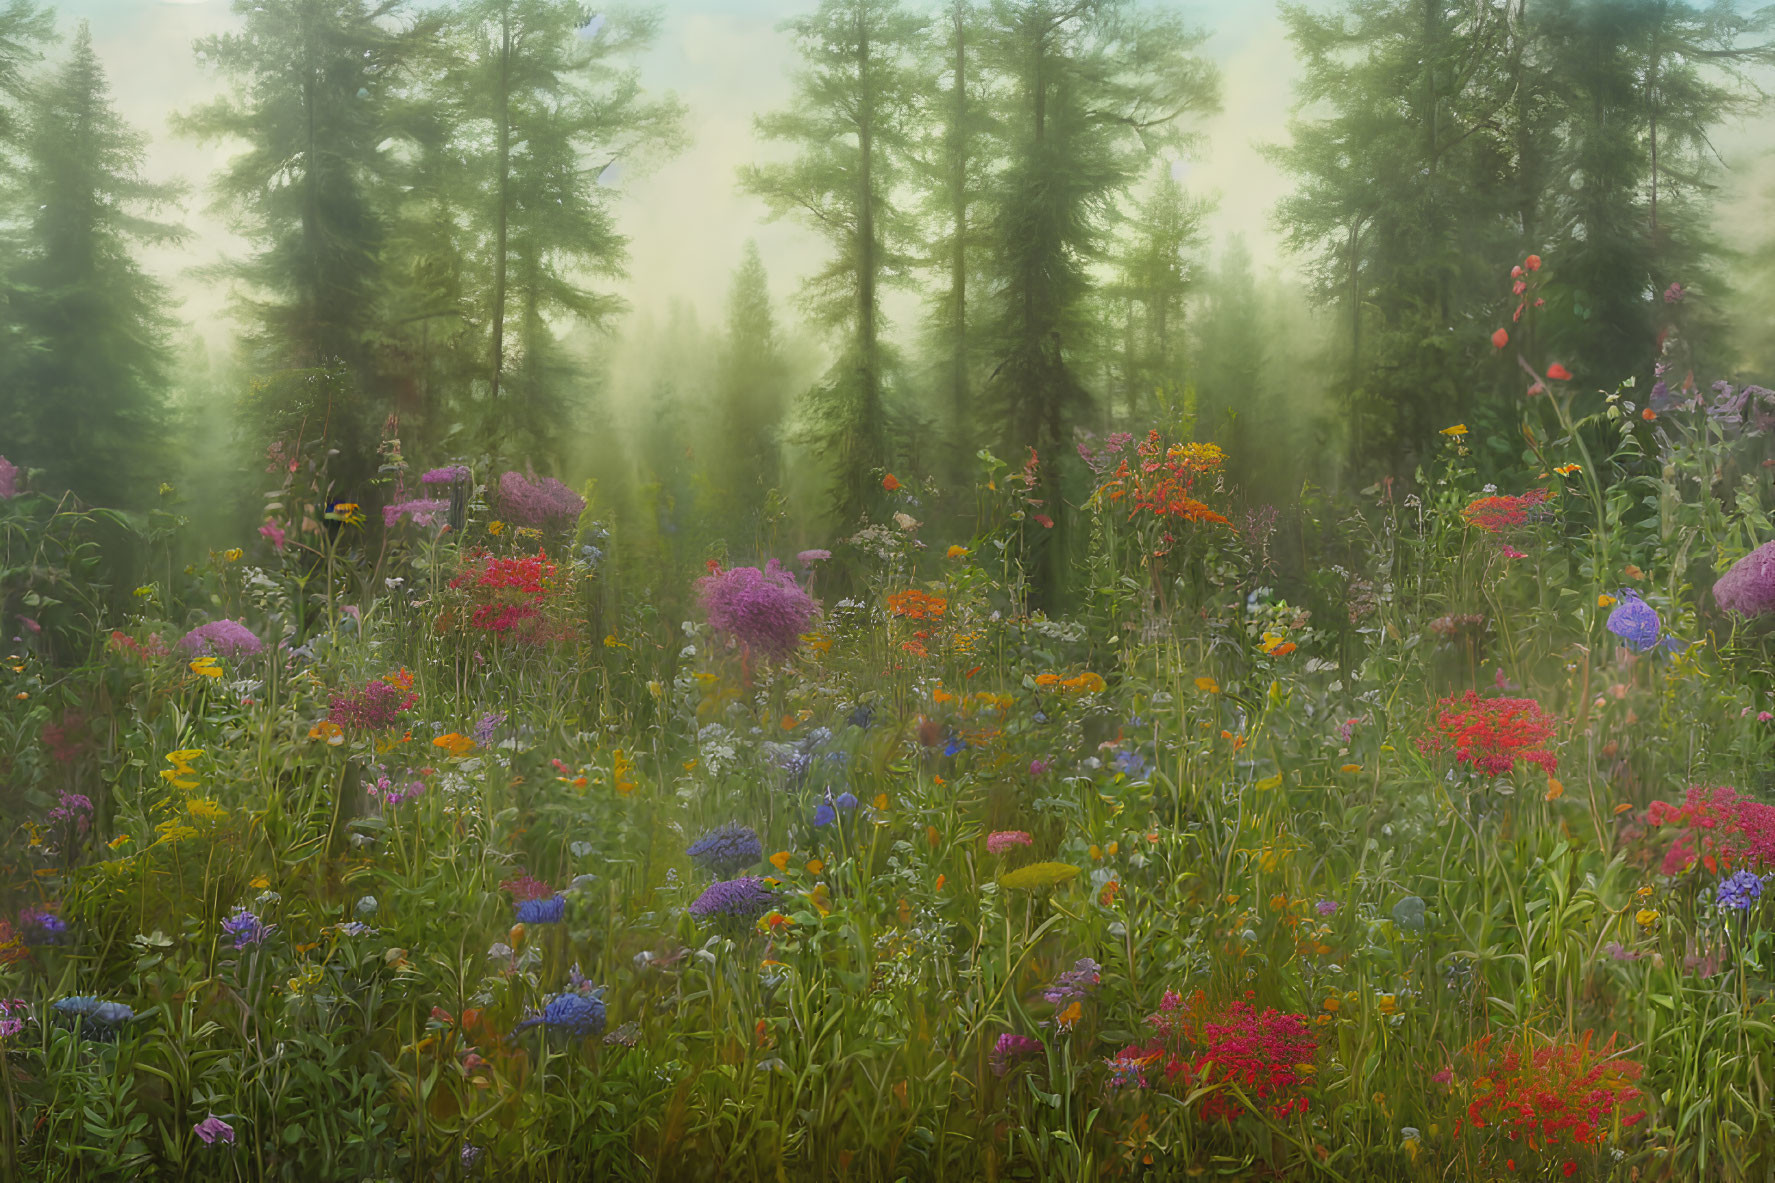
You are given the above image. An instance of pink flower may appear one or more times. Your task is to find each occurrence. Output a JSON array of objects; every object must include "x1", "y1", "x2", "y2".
[
  {"x1": 259, "y1": 520, "x2": 287, "y2": 551},
  {"x1": 986, "y1": 830, "x2": 1034, "y2": 855},
  {"x1": 1760, "y1": 712, "x2": 1773, "y2": 723},
  {"x1": 699, "y1": 561, "x2": 820, "y2": 659},
  {"x1": 193, "y1": 1115, "x2": 234, "y2": 1145},
  {"x1": 0, "y1": 456, "x2": 16, "y2": 499},
  {"x1": 1501, "y1": 544, "x2": 1527, "y2": 559}
]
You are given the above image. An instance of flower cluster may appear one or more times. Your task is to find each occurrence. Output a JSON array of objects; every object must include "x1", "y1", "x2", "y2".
[
  {"x1": 1460, "y1": 488, "x2": 1554, "y2": 534},
  {"x1": 1091, "y1": 431, "x2": 1231, "y2": 534},
  {"x1": 444, "y1": 550, "x2": 564, "y2": 640},
  {"x1": 180, "y1": 619, "x2": 263, "y2": 659},
  {"x1": 1717, "y1": 869, "x2": 1765, "y2": 911},
  {"x1": 1108, "y1": 992, "x2": 1316, "y2": 1120},
  {"x1": 699, "y1": 561, "x2": 819, "y2": 659},
  {"x1": 328, "y1": 670, "x2": 417, "y2": 732},
  {"x1": 1417, "y1": 691, "x2": 1558, "y2": 778},
  {"x1": 986, "y1": 830, "x2": 1033, "y2": 856},
  {"x1": 495, "y1": 471, "x2": 584, "y2": 528},
  {"x1": 510, "y1": 979, "x2": 607, "y2": 1041},
  {"x1": 1644, "y1": 786, "x2": 1775, "y2": 876},
  {"x1": 221, "y1": 907, "x2": 273, "y2": 949},
  {"x1": 0, "y1": 455, "x2": 16, "y2": 499},
  {"x1": 1714, "y1": 540, "x2": 1775, "y2": 618},
  {"x1": 990, "y1": 1032, "x2": 1044, "y2": 1077},
  {"x1": 1606, "y1": 591, "x2": 1666, "y2": 652},
  {"x1": 1456, "y1": 1032, "x2": 1645, "y2": 1149},
  {"x1": 1044, "y1": 958, "x2": 1101, "y2": 1004},
  {"x1": 383, "y1": 497, "x2": 449, "y2": 529},
  {"x1": 689, "y1": 877, "x2": 779, "y2": 933},
  {"x1": 687, "y1": 824, "x2": 765, "y2": 877},
  {"x1": 886, "y1": 589, "x2": 947, "y2": 620},
  {"x1": 421, "y1": 465, "x2": 471, "y2": 486}
]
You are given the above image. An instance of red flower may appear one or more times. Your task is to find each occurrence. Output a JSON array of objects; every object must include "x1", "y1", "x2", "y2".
[
  {"x1": 1460, "y1": 488, "x2": 1553, "y2": 533},
  {"x1": 1525, "y1": 254, "x2": 1543, "y2": 271},
  {"x1": 881, "y1": 473, "x2": 902, "y2": 492},
  {"x1": 1492, "y1": 328, "x2": 1509, "y2": 349},
  {"x1": 1417, "y1": 690, "x2": 1559, "y2": 777},
  {"x1": 1546, "y1": 362, "x2": 1572, "y2": 381},
  {"x1": 1033, "y1": 514, "x2": 1054, "y2": 529}
]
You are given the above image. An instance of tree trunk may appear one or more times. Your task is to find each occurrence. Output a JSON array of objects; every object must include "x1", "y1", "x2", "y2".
[{"x1": 490, "y1": 12, "x2": 512, "y2": 414}]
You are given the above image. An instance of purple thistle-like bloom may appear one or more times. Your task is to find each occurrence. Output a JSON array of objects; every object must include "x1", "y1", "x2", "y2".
[
  {"x1": 1043, "y1": 958, "x2": 1102, "y2": 1005},
  {"x1": 515, "y1": 895, "x2": 566, "y2": 924},
  {"x1": 990, "y1": 1033, "x2": 1044, "y2": 1077},
  {"x1": 422, "y1": 465, "x2": 471, "y2": 486},
  {"x1": 194, "y1": 1115, "x2": 235, "y2": 1145},
  {"x1": 47, "y1": 790, "x2": 93, "y2": 835},
  {"x1": 689, "y1": 877, "x2": 778, "y2": 933},
  {"x1": 496, "y1": 471, "x2": 585, "y2": 527},
  {"x1": 221, "y1": 907, "x2": 273, "y2": 949},
  {"x1": 1607, "y1": 591, "x2": 1662, "y2": 652},
  {"x1": 1715, "y1": 541, "x2": 1775, "y2": 618},
  {"x1": 1315, "y1": 900, "x2": 1339, "y2": 917},
  {"x1": 687, "y1": 824, "x2": 764, "y2": 877},
  {"x1": 473, "y1": 711, "x2": 506, "y2": 746},
  {"x1": 383, "y1": 498, "x2": 450, "y2": 528},
  {"x1": 699, "y1": 561, "x2": 819, "y2": 659},
  {"x1": 1718, "y1": 870, "x2": 1765, "y2": 911},
  {"x1": 180, "y1": 620, "x2": 263, "y2": 659},
  {"x1": 328, "y1": 677, "x2": 416, "y2": 732},
  {"x1": 0, "y1": 456, "x2": 16, "y2": 499}
]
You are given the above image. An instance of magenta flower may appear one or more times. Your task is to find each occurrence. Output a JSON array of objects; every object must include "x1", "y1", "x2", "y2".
[
  {"x1": 496, "y1": 471, "x2": 585, "y2": 528},
  {"x1": 986, "y1": 830, "x2": 1033, "y2": 855},
  {"x1": 180, "y1": 620, "x2": 263, "y2": 659},
  {"x1": 1715, "y1": 541, "x2": 1775, "y2": 618},
  {"x1": 383, "y1": 498, "x2": 449, "y2": 529},
  {"x1": 421, "y1": 465, "x2": 471, "y2": 486},
  {"x1": 259, "y1": 520, "x2": 286, "y2": 551},
  {"x1": 193, "y1": 1115, "x2": 235, "y2": 1145},
  {"x1": 0, "y1": 456, "x2": 16, "y2": 499},
  {"x1": 796, "y1": 549, "x2": 831, "y2": 565},
  {"x1": 698, "y1": 561, "x2": 819, "y2": 659}
]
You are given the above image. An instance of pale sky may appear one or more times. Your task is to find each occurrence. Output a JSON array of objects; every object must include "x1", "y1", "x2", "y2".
[{"x1": 39, "y1": 0, "x2": 1775, "y2": 348}]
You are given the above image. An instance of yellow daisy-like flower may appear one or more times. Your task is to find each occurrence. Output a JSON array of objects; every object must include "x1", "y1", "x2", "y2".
[
  {"x1": 1635, "y1": 908, "x2": 1661, "y2": 929},
  {"x1": 223, "y1": 548, "x2": 244, "y2": 563},
  {"x1": 487, "y1": 520, "x2": 506, "y2": 536},
  {"x1": 189, "y1": 656, "x2": 223, "y2": 678},
  {"x1": 1597, "y1": 594, "x2": 1616, "y2": 607}
]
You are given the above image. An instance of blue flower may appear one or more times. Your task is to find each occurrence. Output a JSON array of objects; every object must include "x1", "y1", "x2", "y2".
[
  {"x1": 515, "y1": 895, "x2": 566, "y2": 925},
  {"x1": 510, "y1": 985, "x2": 606, "y2": 1041},
  {"x1": 687, "y1": 824, "x2": 764, "y2": 877},
  {"x1": 1718, "y1": 869, "x2": 1765, "y2": 911},
  {"x1": 1606, "y1": 591, "x2": 1662, "y2": 653},
  {"x1": 689, "y1": 877, "x2": 778, "y2": 933},
  {"x1": 814, "y1": 793, "x2": 859, "y2": 827},
  {"x1": 220, "y1": 907, "x2": 273, "y2": 949},
  {"x1": 943, "y1": 736, "x2": 968, "y2": 756}
]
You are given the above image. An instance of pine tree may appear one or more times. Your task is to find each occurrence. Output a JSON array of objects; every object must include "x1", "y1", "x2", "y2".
[
  {"x1": 0, "y1": 0, "x2": 52, "y2": 403},
  {"x1": 1111, "y1": 163, "x2": 1207, "y2": 425},
  {"x1": 449, "y1": 0, "x2": 682, "y2": 467},
  {"x1": 713, "y1": 241, "x2": 789, "y2": 540},
  {"x1": 4, "y1": 24, "x2": 182, "y2": 506},
  {"x1": 980, "y1": 0, "x2": 1217, "y2": 602},
  {"x1": 741, "y1": 0, "x2": 926, "y2": 531}
]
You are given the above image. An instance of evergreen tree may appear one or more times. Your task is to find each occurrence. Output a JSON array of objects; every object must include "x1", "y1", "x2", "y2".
[
  {"x1": 0, "y1": 0, "x2": 51, "y2": 396},
  {"x1": 5, "y1": 24, "x2": 182, "y2": 506},
  {"x1": 1110, "y1": 162, "x2": 1207, "y2": 425},
  {"x1": 713, "y1": 240, "x2": 789, "y2": 541},
  {"x1": 980, "y1": 0, "x2": 1217, "y2": 601},
  {"x1": 448, "y1": 0, "x2": 682, "y2": 466},
  {"x1": 741, "y1": 0, "x2": 926, "y2": 531}
]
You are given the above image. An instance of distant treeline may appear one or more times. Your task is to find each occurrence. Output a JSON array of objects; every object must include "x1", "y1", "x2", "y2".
[{"x1": 0, "y1": 0, "x2": 1771, "y2": 583}]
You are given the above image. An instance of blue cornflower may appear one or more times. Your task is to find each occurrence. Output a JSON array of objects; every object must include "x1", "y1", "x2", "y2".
[
  {"x1": 1718, "y1": 870, "x2": 1765, "y2": 911},
  {"x1": 1606, "y1": 591, "x2": 1662, "y2": 653},
  {"x1": 689, "y1": 877, "x2": 778, "y2": 934},
  {"x1": 509, "y1": 985, "x2": 606, "y2": 1041},
  {"x1": 515, "y1": 895, "x2": 566, "y2": 925},
  {"x1": 220, "y1": 907, "x2": 273, "y2": 949},
  {"x1": 943, "y1": 736, "x2": 968, "y2": 756},
  {"x1": 687, "y1": 824, "x2": 764, "y2": 877},
  {"x1": 814, "y1": 793, "x2": 859, "y2": 827}
]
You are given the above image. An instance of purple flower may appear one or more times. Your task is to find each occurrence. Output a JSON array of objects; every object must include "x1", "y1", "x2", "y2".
[
  {"x1": 495, "y1": 471, "x2": 584, "y2": 528},
  {"x1": 1715, "y1": 541, "x2": 1775, "y2": 618},
  {"x1": 19, "y1": 907, "x2": 67, "y2": 944},
  {"x1": 1718, "y1": 869, "x2": 1764, "y2": 911},
  {"x1": 689, "y1": 877, "x2": 778, "y2": 932},
  {"x1": 511, "y1": 984, "x2": 606, "y2": 1039},
  {"x1": 46, "y1": 790, "x2": 93, "y2": 836},
  {"x1": 687, "y1": 824, "x2": 764, "y2": 877},
  {"x1": 383, "y1": 497, "x2": 449, "y2": 528},
  {"x1": 461, "y1": 1144, "x2": 484, "y2": 1170},
  {"x1": 194, "y1": 1115, "x2": 235, "y2": 1145},
  {"x1": 180, "y1": 619, "x2": 263, "y2": 659},
  {"x1": 328, "y1": 676, "x2": 416, "y2": 732},
  {"x1": 1315, "y1": 900, "x2": 1339, "y2": 917},
  {"x1": 472, "y1": 711, "x2": 506, "y2": 746},
  {"x1": 1607, "y1": 591, "x2": 1662, "y2": 652},
  {"x1": 0, "y1": 456, "x2": 15, "y2": 498},
  {"x1": 1029, "y1": 758, "x2": 1052, "y2": 776},
  {"x1": 699, "y1": 561, "x2": 819, "y2": 659},
  {"x1": 990, "y1": 1032, "x2": 1043, "y2": 1076},
  {"x1": 987, "y1": 830, "x2": 1033, "y2": 855},
  {"x1": 1664, "y1": 282, "x2": 1685, "y2": 304},
  {"x1": 796, "y1": 549, "x2": 832, "y2": 564},
  {"x1": 221, "y1": 907, "x2": 273, "y2": 949},
  {"x1": 422, "y1": 465, "x2": 471, "y2": 486},
  {"x1": 1043, "y1": 958, "x2": 1101, "y2": 1005}
]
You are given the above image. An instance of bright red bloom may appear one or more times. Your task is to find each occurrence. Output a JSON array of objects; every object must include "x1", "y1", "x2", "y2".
[
  {"x1": 1460, "y1": 1031, "x2": 1644, "y2": 1149},
  {"x1": 1525, "y1": 254, "x2": 1543, "y2": 271},
  {"x1": 1546, "y1": 362, "x2": 1572, "y2": 381},
  {"x1": 1644, "y1": 786, "x2": 1775, "y2": 876},
  {"x1": 444, "y1": 550, "x2": 565, "y2": 640},
  {"x1": 1492, "y1": 328, "x2": 1510, "y2": 349},
  {"x1": 881, "y1": 473, "x2": 902, "y2": 492},
  {"x1": 1107, "y1": 991, "x2": 1315, "y2": 1121},
  {"x1": 1461, "y1": 488, "x2": 1553, "y2": 534},
  {"x1": 1418, "y1": 691, "x2": 1558, "y2": 777}
]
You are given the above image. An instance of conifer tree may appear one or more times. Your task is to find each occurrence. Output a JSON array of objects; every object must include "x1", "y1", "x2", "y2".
[
  {"x1": 5, "y1": 24, "x2": 182, "y2": 506},
  {"x1": 714, "y1": 240, "x2": 789, "y2": 539}
]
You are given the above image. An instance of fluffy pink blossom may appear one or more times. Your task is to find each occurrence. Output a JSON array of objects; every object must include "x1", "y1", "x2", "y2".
[
  {"x1": 699, "y1": 560, "x2": 819, "y2": 659},
  {"x1": 496, "y1": 471, "x2": 584, "y2": 528},
  {"x1": 0, "y1": 456, "x2": 16, "y2": 499},
  {"x1": 383, "y1": 498, "x2": 449, "y2": 529},
  {"x1": 987, "y1": 830, "x2": 1034, "y2": 855},
  {"x1": 180, "y1": 619, "x2": 263, "y2": 658},
  {"x1": 259, "y1": 520, "x2": 286, "y2": 551}
]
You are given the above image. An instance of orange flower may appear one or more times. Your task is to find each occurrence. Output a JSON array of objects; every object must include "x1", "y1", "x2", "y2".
[
  {"x1": 882, "y1": 473, "x2": 902, "y2": 492},
  {"x1": 1546, "y1": 362, "x2": 1572, "y2": 381},
  {"x1": 926, "y1": 825, "x2": 940, "y2": 848},
  {"x1": 432, "y1": 733, "x2": 475, "y2": 757},
  {"x1": 1055, "y1": 1000, "x2": 1083, "y2": 1029},
  {"x1": 935, "y1": 874, "x2": 946, "y2": 891},
  {"x1": 901, "y1": 639, "x2": 929, "y2": 658},
  {"x1": 770, "y1": 850, "x2": 791, "y2": 871},
  {"x1": 1492, "y1": 327, "x2": 1509, "y2": 349},
  {"x1": 887, "y1": 589, "x2": 948, "y2": 620}
]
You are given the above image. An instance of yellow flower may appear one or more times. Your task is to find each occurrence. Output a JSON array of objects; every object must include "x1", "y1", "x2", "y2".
[
  {"x1": 1060, "y1": 672, "x2": 1105, "y2": 694},
  {"x1": 1554, "y1": 463, "x2": 1582, "y2": 476},
  {"x1": 998, "y1": 862, "x2": 1080, "y2": 891},
  {"x1": 1195, "y1": 675, "x2": 1220, "y2": 694},
  {"x1": 223, "y1": 548, "x2": 243, "y2": 563},
  {"x1": 107, "y1": 833, "x2": 132, "y2": 850},
  {"x1": 487, "y1": 520, "x2": 506, "y2": 536},
  {"x1": 1636, "y1": 908, "x2": 1661, "y2": 929},
  {"x1": 805, "y1": 858, "x2": 825, "y2": 875},
  {"x1": 189, "y1": 657, "x2": 223, "y2": 678},
  {"x1": 1322, "y1": 996, "x2": 1339, "y2": 1013},
  {"x1": 186, "y1": 798, "x2": 228, "y2": 821},
  {"x1": 769, "y1": 850, "x2": 791, "y2": 872},
  {"x1": 249, "y1": 875, "x2": 270, "y2": 889},
  {"x1": 604, "y1": 633, "x2": 628, "y2": 649},
  {"x1": 946, "y1": 545, "x2": 969, "y2": 559},
  {"x1": 1340, "y1": 763, "x2": 1362, "y2": 773},
  {"x1": 1439, "y1": 424, "x2": 1468, "y2": 437},
  {"x1": 612, "y1": 749, "x2": 635, "y2": 794},
  {"x1": 328, "y1": 502, "x2": 366, "y2": 527},
  {"x1": 1597, "y1": 594, "x2": 1617, "y2": 608},
  {"x1": 1377, "y1": 994, "x2": 1398, "y2": 1015}
]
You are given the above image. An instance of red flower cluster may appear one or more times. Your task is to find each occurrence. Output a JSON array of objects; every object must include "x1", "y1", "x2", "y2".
[
  {"x1": 1095, "y1": 432, "x2": 1231, "y2": 531},
  {"x1": 1417, "y1": 691, "x2": 1558, "y2": 777},
  {"x1": 1644, "y1": 786, "x2": 1775, "y2": 876},
  {"x1": 107, "y1": 630, "x2": 169, "y2": 662},
  {"x1": 1457, "y1": 1032, "x2": 1645, "y2": 1150},
  {"x1": 500, "y1": 873, "x2": 556, "y2": 902},
  {"x1": 1107, "y1": 991, "x2": 1316, "y2": 1121},
  {"x1": 444, "y1": 550, "x2": 564, "y2": 639},
  {"x1": 328, "y1": 669, "x2": 417, "y2": 732},
  {"x1": 1461, "y1": 488, "x2": 1554, "y2": 534}
]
